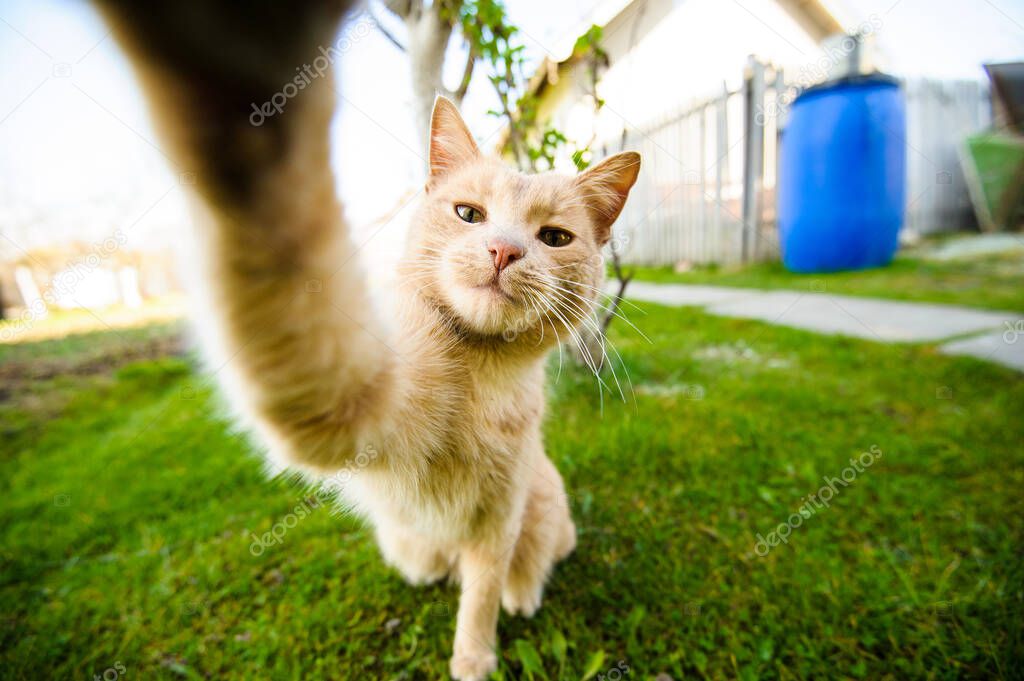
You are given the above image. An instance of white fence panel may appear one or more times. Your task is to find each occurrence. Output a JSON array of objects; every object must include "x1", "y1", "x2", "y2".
[
  {"x1": 904, "y1": 79, "x2": 990, "y2": 235},
  {"x1": 599, "y1": 69, "x2": 991, "y2": 267}
]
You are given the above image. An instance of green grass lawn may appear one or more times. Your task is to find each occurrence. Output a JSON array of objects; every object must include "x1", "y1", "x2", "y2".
[
  {"x1": 624, "y1": 250, "x2": 1024, "y2": 312},
  {"x1": 2, "y1": 306, "x2": 1022, "y2": 680}
]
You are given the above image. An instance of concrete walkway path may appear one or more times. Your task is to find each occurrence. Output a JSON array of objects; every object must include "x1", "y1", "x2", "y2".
[{"x1": 624, "y1": 281, "x2": 1024, "y2": 371}]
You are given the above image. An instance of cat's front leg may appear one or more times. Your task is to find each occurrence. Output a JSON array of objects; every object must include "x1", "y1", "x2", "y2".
[
  {"x1": 96, "y1": 0, "x2": 396, "y2": 476},
  {"x1": 449, "y1": 538, "x2": 515, "y2": 681},
  {"x1": 502, "y1": 453, "x2": 576, "y2": 618}
]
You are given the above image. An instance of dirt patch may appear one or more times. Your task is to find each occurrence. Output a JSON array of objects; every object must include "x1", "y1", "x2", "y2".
[{"x1": 0, "y1": 326, "x2": 188, "y2": 407}]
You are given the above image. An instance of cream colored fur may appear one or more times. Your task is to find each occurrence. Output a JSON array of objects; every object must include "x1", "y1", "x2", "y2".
[{"x1": 96, "y1": 3, "x2": 639, "y2": 678}]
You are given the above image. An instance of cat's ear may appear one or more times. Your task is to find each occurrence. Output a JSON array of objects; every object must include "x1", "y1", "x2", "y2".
[
  {"x1": 428, "y1": 96, "x2": 480, "y2": 187},
  {"x1": 574, "y1": 151, "x2": 641, "y2": 244}
]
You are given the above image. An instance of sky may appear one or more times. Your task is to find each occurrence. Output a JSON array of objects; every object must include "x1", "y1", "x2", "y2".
[{"x1": 0, "y1": 0, "x2": 1021, "y2": 264}]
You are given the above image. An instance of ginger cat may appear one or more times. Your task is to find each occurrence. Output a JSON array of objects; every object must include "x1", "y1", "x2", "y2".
[{"x1": 96, "y1": 2, "x2": 639, "y2": 678}]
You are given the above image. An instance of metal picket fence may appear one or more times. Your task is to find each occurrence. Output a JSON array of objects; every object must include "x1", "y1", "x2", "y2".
[{"x1": 597, "y1": 59, "x2": 991, "y2": 267}]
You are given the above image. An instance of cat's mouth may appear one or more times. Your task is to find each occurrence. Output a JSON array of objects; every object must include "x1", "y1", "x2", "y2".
[
  {"x1": 435, "y1": 259, "x2": 541, "y2": 336},
  {"x1": 473, "y1": 278, "x2": 515, "y2": 301}
]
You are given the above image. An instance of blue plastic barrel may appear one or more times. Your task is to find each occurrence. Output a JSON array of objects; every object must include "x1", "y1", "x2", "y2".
[{"x1": 778, "y1": 74, "x2": 906, "y2": 273}]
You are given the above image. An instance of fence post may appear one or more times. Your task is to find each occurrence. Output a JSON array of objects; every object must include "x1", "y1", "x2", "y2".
[
  {"x1": 773, "y1": 66, "x2": 786, "y2": 259},
  {"x1": 715, "y1": 82, "x2": 728, "y2": 264},
  {"x1": 742, "y1": 55, "x2": 765, "y2": 262},
  {"x1": 699, "y1": 104, "x2": 708, "y2": 264}
]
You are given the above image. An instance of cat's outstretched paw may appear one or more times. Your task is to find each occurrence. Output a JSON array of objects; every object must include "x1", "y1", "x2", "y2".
[{"x1": 449, "y1": 649, "x2": 497, "y2": 681}]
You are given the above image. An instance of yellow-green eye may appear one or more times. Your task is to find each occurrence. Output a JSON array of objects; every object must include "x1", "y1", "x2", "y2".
[
  {"x1": 455, "y1": 204, "x2": 484, "y2": 223},
  {"x1": 538, "y1": 228, "x2": 573, "y2": 247}
]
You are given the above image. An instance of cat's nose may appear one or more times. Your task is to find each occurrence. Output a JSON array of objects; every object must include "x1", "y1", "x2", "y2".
[{"x1": 487, "y1": 238, "x2": 524, "y2": 273}]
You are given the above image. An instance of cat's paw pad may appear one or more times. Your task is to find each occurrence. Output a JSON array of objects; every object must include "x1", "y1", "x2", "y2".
[
  {"x1": 449, "y1": 649, "x2": 497, "y2": 681},
  {"x1": 382, "y1": 551, "x2": 450, "y2": 587},
  {"x1": 501, "y1": 584, "x2": 543, "y2": 618},
  {"x1": 397, "y1": 563, "x2": 448, "y2": 586}
]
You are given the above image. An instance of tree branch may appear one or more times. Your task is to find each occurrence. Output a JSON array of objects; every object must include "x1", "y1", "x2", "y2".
[
  {"x1": 452, "y1": 46, "x2": 476, "y2": 103},
  {"x1": 601, "y1": 246, "x2": 633, "y2": 337},
  {"x1": 368, "y1": 6, "x2": 407, "y2": 52},
  {"x1": 491, "y1": 77, "x2": 527, "y2": 170},
  {"x1": 381, "y1": 0, "x2": 415, "y2": 19}
]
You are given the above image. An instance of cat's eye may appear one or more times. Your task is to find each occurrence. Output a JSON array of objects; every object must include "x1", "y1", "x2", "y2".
[
  {"x1": 455, "y1": 204, "x2": 485, "y2": 223},
  {"x1": 538, "y1": 228, "x2": 573, "y2": 248}
]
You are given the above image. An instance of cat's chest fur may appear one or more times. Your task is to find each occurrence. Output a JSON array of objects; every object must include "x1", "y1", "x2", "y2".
[{"x1": 342, "y1": 345, "x2": 546, "y2": 540}]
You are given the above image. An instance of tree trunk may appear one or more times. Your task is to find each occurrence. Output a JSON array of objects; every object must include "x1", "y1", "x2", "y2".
[
  {"x1": 400, "y1": 3, "x2": 454, "y2": 152},
  {"x1": 377, "y1": 1, "x2": 476, "y2": 153}
]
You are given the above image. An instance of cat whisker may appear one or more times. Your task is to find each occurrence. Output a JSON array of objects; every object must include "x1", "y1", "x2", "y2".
[
  {"x1": 542, "y1": 279, "x2": 651, "y2": 344},
  {"x1": 532, "y1": 277, "x2": 635, "y2": 406},
  {"x1": 549, "y1": 291, "x2": 627, "y2": 403},
  {"x1": 525, "y1": 294, "x2": 549, "y2": 347},
  {"x1": 544, "y1": 275, "x2": 647, "y2": 316},
  {"x1": 545, "y1": 303, "x2": 606, "y2": 389},
  {"x1": 534, "y1": 286, "x2": 616, "y2": 404}
]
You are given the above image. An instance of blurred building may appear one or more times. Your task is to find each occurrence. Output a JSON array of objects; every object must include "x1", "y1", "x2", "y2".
[{"x1": 521, "y1": 0, "x2": 994, "y2": 266}]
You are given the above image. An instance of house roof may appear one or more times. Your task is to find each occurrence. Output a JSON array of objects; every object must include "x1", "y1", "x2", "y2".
[
  {"x1": 775, "y1": 0, "x2": 844, "y2": 41},
  {"x1": 495, "y1": 0, "x2": 844, "y2": 152},
  {"x1": 523, "y1": 0, "x2": 843, "y2": 100}
]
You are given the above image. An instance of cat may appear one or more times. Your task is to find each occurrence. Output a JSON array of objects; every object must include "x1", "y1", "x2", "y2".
[{"x1": 95, "y1": 2, "x2": 639, "y2": 678}]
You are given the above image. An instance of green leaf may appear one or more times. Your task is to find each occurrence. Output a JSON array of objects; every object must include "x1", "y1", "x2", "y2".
[
  {"x1": 626, "y1": 605, "x2": 646, "y2": 634},
  {"x1": 514, "y1": 638, "x2": 547, "y2": 680},
  {"x1": 551, "y1": 630, "x2": 567, "y2": 666},
  {"x1": 581, "y1": 649, "x2": 606, "y2": 680}
]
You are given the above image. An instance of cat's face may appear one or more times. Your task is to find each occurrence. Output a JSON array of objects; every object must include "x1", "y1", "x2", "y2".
[{"x1": 406, "y1": 97, "x2": 640, "y2": 343}]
